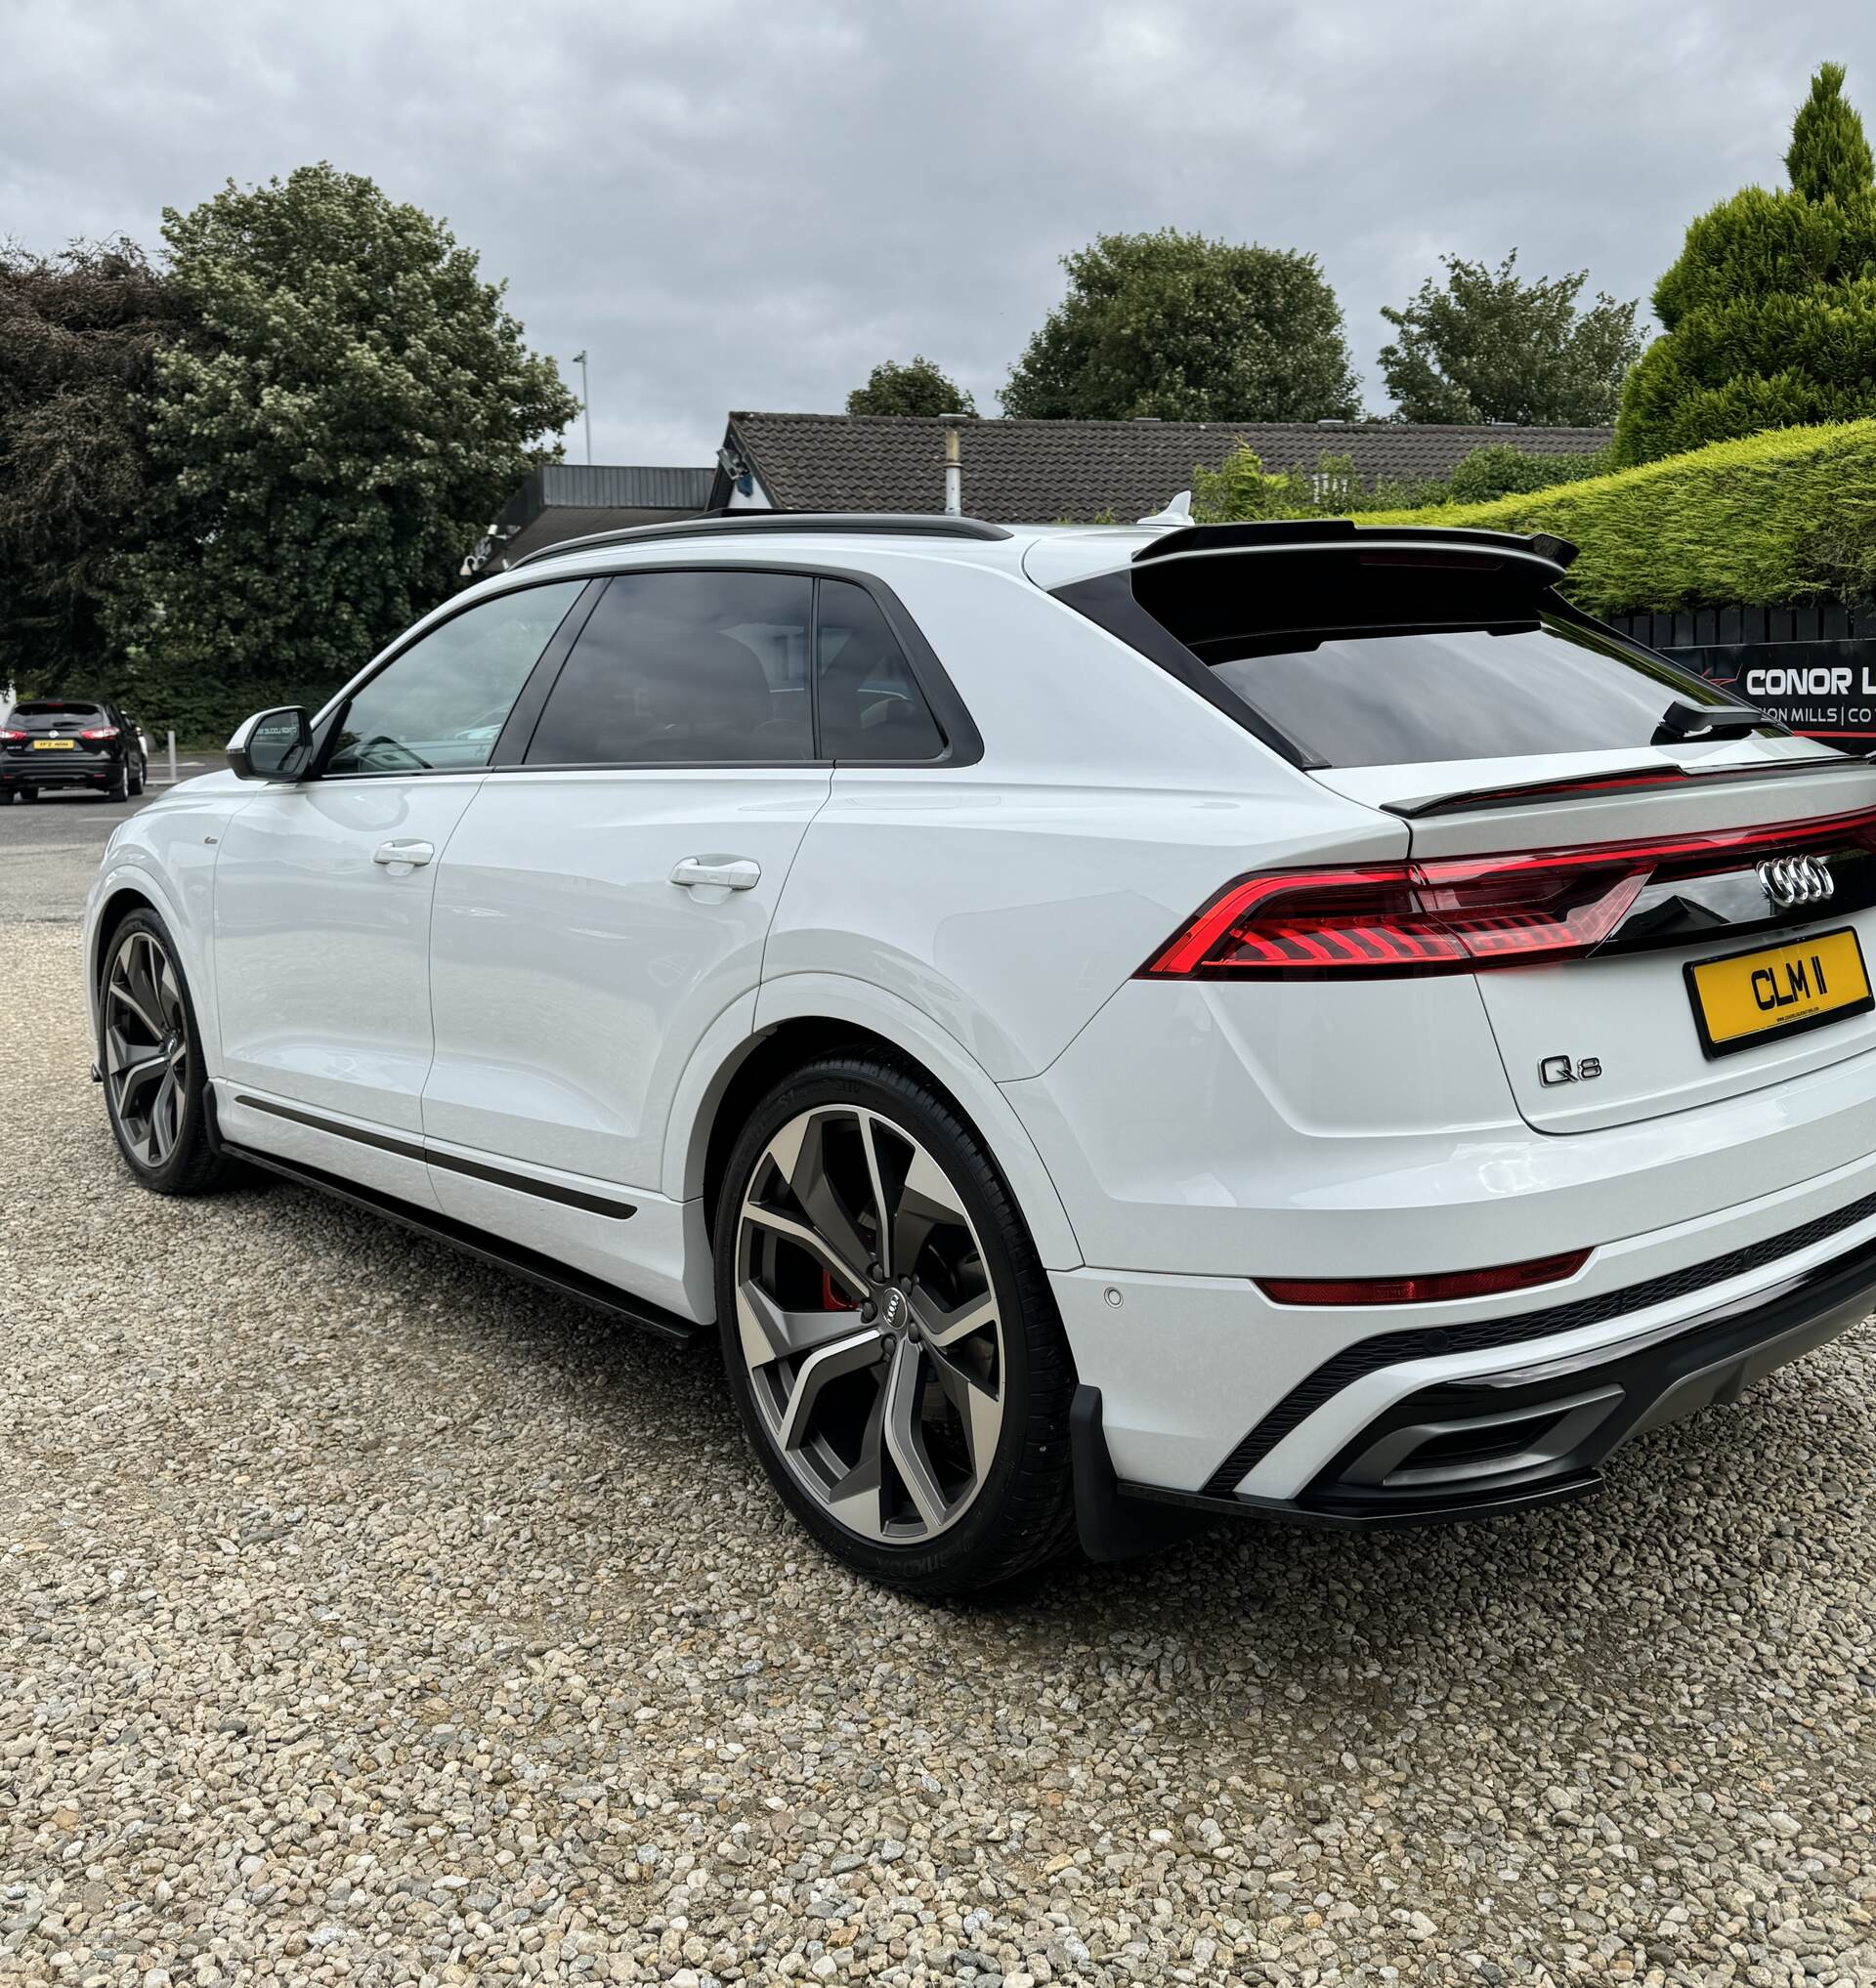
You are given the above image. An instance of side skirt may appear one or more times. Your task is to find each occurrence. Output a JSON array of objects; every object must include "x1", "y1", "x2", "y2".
[{"x1": 216, "y1": 1127, "x2": 701, "y2": 1345}]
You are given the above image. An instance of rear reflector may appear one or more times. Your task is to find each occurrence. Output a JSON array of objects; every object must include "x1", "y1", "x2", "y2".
[
  {"x1": 1141, "y1": 804, "x2": 1876, "y2": 978},
  {"x1": 1258, "y1": 1249, "x2": 1590, "y2": 1307}
]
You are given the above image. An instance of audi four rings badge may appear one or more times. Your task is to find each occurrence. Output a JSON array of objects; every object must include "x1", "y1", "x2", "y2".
[{"x1": 1757, "y1": 855, "x2": 1834, "y2": 909}]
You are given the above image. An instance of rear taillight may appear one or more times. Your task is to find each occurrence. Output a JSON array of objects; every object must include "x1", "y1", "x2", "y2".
[
  {"x1": 78, "y1": 726, "x2": 118, "y2": 740},
  {"x1": 0, "y1": 729, "x2": 24, "y2": 741},
  {"x1": 1258, "y1": 1248, "x2": 1590, "y2": 1307},
  {"x1": 1141, "y1": 805, "x2": 1876, "y2": 979}
]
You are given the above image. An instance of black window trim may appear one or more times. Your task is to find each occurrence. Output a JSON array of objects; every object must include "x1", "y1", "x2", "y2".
[
  {"x1": 491, "y1": 559, "x2": 982, "y2": 775},
  {"x1": 303, "y1": 561, "x2": 981, "y2": 784},
  {"x1": 308, "y1": 572, "x2": 604, "y2": 783}
]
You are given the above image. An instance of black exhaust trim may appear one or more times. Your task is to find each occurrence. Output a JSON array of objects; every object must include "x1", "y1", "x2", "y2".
[{"x1": 1201, "y1": 1214, "x2": 1876, "y2": 1505}]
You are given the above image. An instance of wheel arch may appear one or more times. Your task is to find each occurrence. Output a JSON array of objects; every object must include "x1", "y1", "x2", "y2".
[
  {"x1": 86, "y1": 875, "x2": 188, "y2": 1051},
  {"x1": 670, "y1": 978, "x2": 1085, "y2": 1272}
]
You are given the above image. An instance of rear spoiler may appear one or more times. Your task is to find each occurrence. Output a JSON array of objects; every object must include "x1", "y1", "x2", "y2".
[
  {"x1": 1132, "y1": 519, "x2": 1579, "y2": 571},
  {"x1": 1386, "y1": 755, "x2": 1857, "y2": 821}
]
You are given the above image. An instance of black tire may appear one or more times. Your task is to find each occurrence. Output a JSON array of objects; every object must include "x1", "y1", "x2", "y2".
[
  {"x1": 107, "y1": 759, "x2": 129, "y2": 802},
  {"x1": 127, "y1": 755, "x2": 146, "y2": 796},
  {"x1": 20, "y1": 786, "x2": 38, "y2": 803},
  {"x1": 99, "y1": 906, "x2": 234, "y2": 1196},
  {"x1": 714, "y1": 1052, "x2": 1077, "y2": 1597}
]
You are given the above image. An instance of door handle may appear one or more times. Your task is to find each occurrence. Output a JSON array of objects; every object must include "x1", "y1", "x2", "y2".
[
  {"x1": 373, "y1": 839, "x2": 435, "y2": 869},
  {"x1": 669, "y1": 855, "x2": 761, "y2": 892}
]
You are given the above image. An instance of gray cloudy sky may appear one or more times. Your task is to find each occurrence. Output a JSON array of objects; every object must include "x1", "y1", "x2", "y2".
[{"x1": 6, "y1": 0, "x2": 1874, "y2": 465}]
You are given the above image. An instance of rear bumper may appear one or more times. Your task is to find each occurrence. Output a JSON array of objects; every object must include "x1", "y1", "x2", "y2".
[
  {"x1": 3, "y1": 755, "x2": 115, "y2": 786},
  {"x1": 1072, "y1": 1224, "x2": 1876, "y2": 1553}
]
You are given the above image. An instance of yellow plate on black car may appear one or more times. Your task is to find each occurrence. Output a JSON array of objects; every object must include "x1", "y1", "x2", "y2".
[
  {"x1": 1685, "y1": 926, "x2": 1873, "y2": 1058},
  {"x1": 31, "y1": 738, "x2": 74, "y2": 749}
]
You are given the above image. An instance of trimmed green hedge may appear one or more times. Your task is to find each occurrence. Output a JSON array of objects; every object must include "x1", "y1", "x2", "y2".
[{"x1": 1354, "y1": 418, "x2": 1876, "y2": 615}]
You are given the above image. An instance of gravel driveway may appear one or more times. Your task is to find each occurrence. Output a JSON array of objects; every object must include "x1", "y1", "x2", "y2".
[{"x1": 3, "y1": 921, "x2": 1873, "y2": 1986}]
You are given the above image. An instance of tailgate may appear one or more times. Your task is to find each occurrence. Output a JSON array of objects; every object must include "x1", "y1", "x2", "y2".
[{"x1": 1320, "y1": 751, "x2": 1876, "y2": 1132}]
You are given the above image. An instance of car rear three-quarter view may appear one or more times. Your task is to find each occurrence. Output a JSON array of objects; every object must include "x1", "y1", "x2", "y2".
[
  {"x1": 82, "y1": 513, "x2": 1876, "y2": 1593},
  {"x1": 1026, "y1": 519, "x2": 1876, "y2": 1544}
]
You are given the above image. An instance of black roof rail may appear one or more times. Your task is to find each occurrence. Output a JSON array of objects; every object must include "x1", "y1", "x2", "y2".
[
  {"x1": 509, "y1": 511, "x2": 1014, "y2": 571},
  {"x1": 1131, "y1": 519, "x2": 1579, "y2": 570}
]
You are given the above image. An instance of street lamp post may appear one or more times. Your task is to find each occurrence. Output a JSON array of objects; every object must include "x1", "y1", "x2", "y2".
[{"x1": 573, "y1": 350, "x2": 592, "y2": 465}]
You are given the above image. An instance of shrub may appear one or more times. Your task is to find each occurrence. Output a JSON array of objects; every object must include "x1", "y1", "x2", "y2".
[
  {"x1": 1190, "y1": 441, "x2": 1614, "y2": 523},
  {"x1": 1438, "y1": 442, "x2": 1613, "y2": 505},
  {"x1": 1190, "y1": 446, "x2": 1317, "y2": 522},
  {"x1": 1356, "y1": 419, "x2": 1876, "y2": 613},
  {"x1": 1616, "y1": 64, "x2": 1876, "y2": 463}
]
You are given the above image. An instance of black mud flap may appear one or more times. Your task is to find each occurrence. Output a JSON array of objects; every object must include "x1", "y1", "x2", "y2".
[{"x1": 1070, "y1": 1384, "x2": 1213, "y2": 1564}]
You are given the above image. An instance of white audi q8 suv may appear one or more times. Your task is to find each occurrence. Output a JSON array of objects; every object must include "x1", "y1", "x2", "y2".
[{"x1": 84, "y1": 512, "x2": 1876, "y2": 1593}]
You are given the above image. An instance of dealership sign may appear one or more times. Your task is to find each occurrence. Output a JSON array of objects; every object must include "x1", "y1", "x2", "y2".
[{"x1": 1684, "y1": 642, "x2": 1876, "y2": 744}]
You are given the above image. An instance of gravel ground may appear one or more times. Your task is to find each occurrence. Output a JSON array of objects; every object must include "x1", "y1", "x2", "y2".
[{"x1": 3, "y1": 921, "x2": 1874, "y2": 1987}]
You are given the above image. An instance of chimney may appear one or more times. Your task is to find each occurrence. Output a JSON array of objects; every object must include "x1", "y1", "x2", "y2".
[{"x1": 939, "y1": 412, "x2": 968, "y2": 515}]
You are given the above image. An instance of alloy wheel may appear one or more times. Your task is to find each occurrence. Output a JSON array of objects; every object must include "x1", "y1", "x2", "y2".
[
  {"x1": 105, "y1": 928, "x2": 190, "y2": 1167},
  {"x1": 734, "y1": 1105, "x2": 1005, "y2": 1544}
]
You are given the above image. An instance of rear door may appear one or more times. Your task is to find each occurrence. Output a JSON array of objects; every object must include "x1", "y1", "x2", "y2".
[
  {"x1": 1074, "y1": 533, "x2": 1876, "y2": 1135},
  {"x1": 422, "y1": 566, "x2": 832, "y2": 1207}
]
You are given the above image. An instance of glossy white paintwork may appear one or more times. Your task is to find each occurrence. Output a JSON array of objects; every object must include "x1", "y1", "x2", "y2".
[
  {"x1": 81, "y1": 518, "x2": 1876, "y2": 1508},
  {"x1": 1008, "y1": 977, "x2": 1876, "y2": 1273},
  {"x1": 759, "y1": 550, "x2": 1400, "y2": 1079},
  {"x1": 86, "y1": 786, "x2": 232, "y2": 1058},
  {"x1": 423, "y1": 766, "x2": 831, "y2": 1183},
  {"x1": 217, "y1": 1080, "x2": 441, "y2": 1212},
  {"x1": 212, "y1": 776, "x2": 485, "y2": 1131},
  {"x1": 744, "y1": 970, "x2": 1084, "y2": 1271},
  {"x1": 1059, "y1": 1127, "x2": 1876, "y2": 1496},
  {"x1": 422, "y1": 1129, "x2": 712, "y2": 1320}
]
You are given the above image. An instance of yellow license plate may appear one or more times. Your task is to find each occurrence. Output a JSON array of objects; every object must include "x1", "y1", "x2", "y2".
[
  {"x1": 31, "y1": 738, "x2": 74, "y2": 749},
  {"x1": 1685, "y1": 926, "x2": 1873, "y2": 1058}
]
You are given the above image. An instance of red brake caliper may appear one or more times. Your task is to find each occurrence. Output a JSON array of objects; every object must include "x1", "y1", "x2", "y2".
[{"x1": 820, "y1": 1269, "x2": 856, "y2": 1311}]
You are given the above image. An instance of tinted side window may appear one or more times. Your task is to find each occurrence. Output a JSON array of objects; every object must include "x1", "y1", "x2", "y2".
[
  {"x1": 326, "y1": 580, "x2": 585, "y2": 776},
  {"x1": 525, "y1": 571, "x2": 814, "y2": 765},
  {"x1": 815, "y1": 579, "x2": 944, "y2": 761}
]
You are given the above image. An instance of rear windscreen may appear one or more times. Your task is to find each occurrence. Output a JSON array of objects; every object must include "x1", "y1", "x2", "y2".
[
  {"x1": 1118, "y1": 548, "x2": 1760, "y2": 768},
  {"x1": 13, "y1": 702, "x2": 102, "y2": 724},
  {"x1": 1211, "y1": 617, "x2": 1734, "y2": 768}
]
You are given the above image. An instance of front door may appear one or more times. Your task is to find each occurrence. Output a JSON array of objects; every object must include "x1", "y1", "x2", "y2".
[{"x1": 212, "y1": 579, "x2": 591, "y2": 1177}]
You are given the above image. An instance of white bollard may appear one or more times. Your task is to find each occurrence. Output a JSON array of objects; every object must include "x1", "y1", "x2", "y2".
[{"x1": 167, "y1": 731, "x2": 178, "y2": 784}]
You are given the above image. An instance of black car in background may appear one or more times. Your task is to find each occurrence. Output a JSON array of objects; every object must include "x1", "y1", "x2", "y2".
[{"x1": 2, "y1": 699, "x2": 148, "y2": 803}]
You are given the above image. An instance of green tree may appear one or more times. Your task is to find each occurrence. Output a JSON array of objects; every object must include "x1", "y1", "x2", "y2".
[
  {"x1": 0, "y1": 237, "x2": 194, "y2": 692},
  {"x1": 1616, "y1": 63, "x2": 1876, "y2": 464},
  {"x1": 845, "y1": 355, "x2": 974, "y2": 416},
  {"x1": 110, "y1": 163, "x2": 577, "y2": 732},
  {"x1": 1378, "y1": 251, "x2": 1642, "y2": 426},
  {"x1": 1002, "y1": 228, "x2": 1359, "y2": 422},
  {"x1": 1787, "y1": 57, "x2": 1874, "y2": 199}
]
